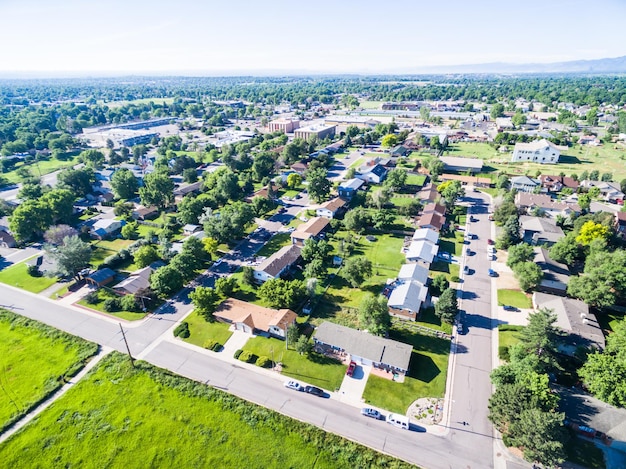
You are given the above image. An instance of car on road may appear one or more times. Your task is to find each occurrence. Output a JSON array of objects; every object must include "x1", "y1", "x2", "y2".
[
  {"x1": 503, "y1": 305, "x2": 519, "y2": 312},
  {"x1": 465, "y1": 248, "x2": 472, "y2": 256},
  {"x1": 304, "y1": 386, "x2": 324, "y2": 397},
  {"x1": 463, "y1": 265, "x2": 470, "y2": 275},
  {"x1": 469, "y1": 216, "x2": 477, "y2": 222},
  {"x1": 284, "y1": 380, "x2": 303, "y2": 391},
  {"x1": 488, "y1": 269, "x2": 498, "y2": 277},
  {"x1": 347, "y1": 361, "x2": 357, "y2": 377},
  {"x1": 361, "y1": 408, "x2": 383, "y2": 420},
  {"x1": 487, "y1": 238, "x2": 494, "y2": 245}
]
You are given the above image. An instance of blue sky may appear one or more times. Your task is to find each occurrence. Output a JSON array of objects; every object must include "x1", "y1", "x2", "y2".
[{"x1": 1, "y1": 0, "x2": 625, "y2": 75}]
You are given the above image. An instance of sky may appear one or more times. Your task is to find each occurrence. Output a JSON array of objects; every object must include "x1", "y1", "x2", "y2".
[{"x1": 1, "y1": 0, "x2": 625, "y2": 76}]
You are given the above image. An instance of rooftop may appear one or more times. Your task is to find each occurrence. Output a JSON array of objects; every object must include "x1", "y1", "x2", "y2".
[
  {"x1": 439, "y1": 156, "x2": 484, "y2": 170},
  {"x1": 255, "y1": 244, "x2": 302, "y2": 278},
  {"x1": 292, "y1": 217, "x2": 330, "y2": 240},
  {"x1": 388, "y1": 280, "x2": 428, "y2": 312},
  {"x1": 214, "y1": 298, "x2": 297, "y2": 332}
]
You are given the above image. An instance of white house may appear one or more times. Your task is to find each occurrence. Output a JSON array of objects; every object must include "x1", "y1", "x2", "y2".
[
  {"x1": 316, "y1": 198, "x2": 347, "y2": 219},
  {"x1": 397, "y1": 263, "x2": 430, "y2": 285},
  {"x1": 91, "y1": 218, "x2": 125, "y2": 239},
  {"x1": 405, "y1": 239, "x2": 439, "y2": 265},
  {"x1": 412, "y1": 228, "x2": 439, "y2": 244},
  {"x1": 388, "y1": 280, "x2": 428, "y2": 321},
  {"x1": 356, "y1": 164, "x2": 388, "y2": 184},
  {"x1": 511, "y1": 139, "x2": 560, "y2": 164}
]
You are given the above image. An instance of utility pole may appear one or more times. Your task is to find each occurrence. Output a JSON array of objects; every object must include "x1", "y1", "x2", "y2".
[{"x1": 119, "y1": 323, "x2": 135, "y2": 368}]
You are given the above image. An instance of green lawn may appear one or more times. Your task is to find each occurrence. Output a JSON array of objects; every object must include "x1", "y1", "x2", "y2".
[
  {"x1": 243, "y1": 336, "x2": 347, "y2": 391},
  {"x1": 0, "y1": 310, "x2": 98, "y2": 433},
  {"x1": 438, "y1": 232, "x2": 464, "y2": 257},
  {"x1": 390, "y1": 195, "x2": 416, "y2": 207},
  {"x1": 255, "y1": 232, "x2": 292, "y2": 257},
  {"x1": 358, "y1": 100, "x2": 383, "y2": 109},
  {"x1": 363, "y1": 329, "x2": 450, "y2": 414},
  {"x1": 0, "y1": 261, "x2": 58, "y2": 293},
  {"x1": 1, "y1": 155, "x2": 78, "y2": 184},
  {"x1": 497, "y1": 289, "x2": 532, "y2": 308},
  {"x1": 429, "y1": 261, "x2": 460, "y2": 282},
  {"x1": 92, "y1": 239, "x2": 134, "y2": 251},
  {"x1": 77, "y1": 289, "x2": 147, "y2": 321},
  {"x1": 0, "y1": 353, "x2": 410, "y2": 469},
  {"x1": 183, "y1": 311, "x2": 234, "y2": 348},
  {"x1": 405, "y1": 173, "x2": 427, "y2": 186},
  {"x1": 411, "y1": 308, "x2": 453, "y2": 335}
]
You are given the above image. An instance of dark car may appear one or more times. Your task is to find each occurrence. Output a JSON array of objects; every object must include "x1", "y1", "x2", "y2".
[
  {"x1": 361, "y1": 408, "x2": 383, "y2": 420},
  {"x1": 487, "y1": 238, "x2": 494, "y2": 245},
  {"x1": 488, "y1": 269, "x2": 498, "y2": 277},
  {"x1": 503, "y1": 305, "x2": 519, "y2": 311},
  {"x1": 305, "y1": 386, "x2": 324, "y2": 397},
  {"x1": 347, "y1": 361, "x2": 357, "y2": 377}
]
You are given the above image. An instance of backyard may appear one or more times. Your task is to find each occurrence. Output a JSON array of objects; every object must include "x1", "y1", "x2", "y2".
[
  {"x1": 0, "y1": 310, "x2": 98, "y2": 433},
  {"x1": 182, "y1": 311, "x2": 234, "y2": 348},
  {"x1": 241, "y1": 336, "x2": 347, "y2": 391},
  {"x1": 0, "y1": 353, "x2": 411, "y2": 468},
  {"x1": 0, "y1": 261, "x2": 58, "y2": 293},
  {"x1": 497, "y1": 289, "x2": 532, "y2": 309}
]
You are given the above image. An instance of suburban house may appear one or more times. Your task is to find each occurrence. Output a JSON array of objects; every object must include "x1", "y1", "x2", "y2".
[
  {"x1": 290, "y1": 162, "x2": 308, "y2": 175},
  {"x1": 313, "y1": 321, "x2": 413, "y2": 375},
  {"x1": 389, "y1": 145, "x2": 410, "y2": 157},
  {"x1": 86, "y1": 268, "x2": 117, "y2": 287},
  {"x1": 112, "y1": 262, "x2": 165, "y2": 296},
  {"x1": 579, "y1": 180, "x2": 625, "y2": 204},
  {"x1": 439, "y1": 156, "x2": 483, "y2": 174},
  {"x1": 246, "y1": 183, "x2": 279, "y2": 202},
  {"x1": 253, "y1": 244, "x2": 302, "y2": 283},
  {"x1": 132, "y1": 205, "x2": 159, "y2": 221},
  {"x1": 539, "y1": 175, "x2": 579, "y2": 193},
  {"x1": 510, "y1": 175, "x2": 541, "y2": 193},
  {"x1": 439, "y1": 174, "x2": 492, "y2": 187},
  {"x1": 356, "y1": 163, "x2": 388, "y2": 184},
  {"x1": 0, "y1": 229, "x2": 16, "y2": 248},
  {"x1": 173, "y1": 181, "x2": 202, "y2": 203},
  {"x1": 213, "y1": 298, "x2": 297, "y2": 339},
  {"x1": 316, "y1": 198, "x2": 347, "y2": 219},
  {"x1": 183, "y1": 224, "x2": 202, "y2": 236},
  {"x1": 616, "y1": 211, "x2": 626, "y2": 237},
  {"x1": 338, "y1": 178, "x2": 364, "y2": 199},
  {"x1": 416, "y1": 183, "x2": 439, "y2": 203},
  {"x1": 519, "y1": 216, "x2": 564, "y2": 246},
  {"x1": 515, "y1": 193, "x2": 581, "y2": 219},
  {"x1": 397, "y1": 263, "x2": 430, "y2": 285},
  {"x1": 412, "y1": 227, "x2": 440, "y2": 245},
  {"x1": 91, "y1": 218, "x2": 126, "y2": 240},
  {"x1": 533, "y1": 247, "x2": 570, "y2": 295},
  {"x1": 387, "y1": 280, "x2": 428, "y2": 321},
  {"x1": 291, "y1": 217, "x2": 330, "y2": 246},
  {"x1": 405, "y1": 239, "x2": 439, "y2": 265},
  {"x1": 422, "y1": 203, "x2": 446, "y2": 217},
  {"x1": 416, "y1": 212, "x2": 446, "y2": 231},
  {"x1": 532, "y1": 292, "x2": 605, "y2": 354},
  {"x1": 511, "y1": 139, "x2": 560, "y2": 163}
]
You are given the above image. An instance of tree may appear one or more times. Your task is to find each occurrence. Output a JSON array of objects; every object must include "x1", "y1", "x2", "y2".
[
  {"x1": 201, "y1": 202, "x2": 254, "y2": 244},
  {"x1": 306, "y1": 167, "x2": 331, "y2": 203},
  {"x1": 567, "y1": 249, "x2": 626, "y2": 307},
  {"x1": 343, "y1": 257, "x2": 372, "y2": 287},
  {"x1": 369, "y1": 187, "x2": 391, "y2": 209},
  {"x1": 286, "y1": 324, "x2": 299, "y2": 349},
  {"x1": 575, "y1": 220, "x2": 609, "y2": 245},
  {"x1": 438, "y1": 180, "x2": 464, "y2": 206},
  {"x1": 48, "y1": 235, "x2": 91, "y2": 279},
  {"x1": 577, "y1": 193, "x2": 591, "y2": 211},
  {"x1": 139, "y1": 170, "x2": 175, "y2": 209},
  {"x1": 303, "y1": 258, "x2": 326, "y2": 279},
  {"x1": 430, "y1": 274, "x2": 449, "y2": 297},
  {"x1": 150, "y1": 265, "x2": 184, "y2": 297},
  {"x1": 508, "y1": 409, "x2": 567, "y2": 468},
  {"x1": 586, "y1": 107, "x2": 599, "y2": 126},
  {"x1": 496, "y1": 174, "x2": 510, "y2": 190},
  {"x1": 490, "y1": 103, "x2": 505, "y2": 119},
  {"x1": 358, "y1": 294, "x2": 391, "y2": 336},
  {"x1": 189, "y1": 286, "x2": 220, "y2": 321},
  {"x1": 133, "y1": 245, "x2": 160, "y2": 268},
  {"x1": 549, "y1": 233, "x2": 581, "y2": 267},
  {"x1": 496, "y1": 215, "x2": 521, "y2": 249},
  {"x1": 381, "y1": 134, "x2": 398, "y2": 148},
  {"x1": 343, "y1": 207, "x2": 370, "y2": 233},
  {"x1": 426, "y1": 159, "x2": 444, "y2": 179},
  {"x1": 511, "y1": 111, "x2": 527, "y2": 127},
  {"x1": 241, "y1": 266, "x2": 255, "y2": 286},
  {"x1": 215, "y1": 276, "x2": 237, "y2": 296},
  {"x1": 252, "y1": 152, "x2": 275, "y2": 181},
  {"x1": 182, "y1": 236, "x2": 209, "y2": 265},
  {"x1": 506, "y1": 243, "x2": 534, "y2": 268},
  {"x1": 18, "y1": 182, "x2": 44, "y2": 200},
  {"x1": 258, "y1": 279, "x2": 306, "y2": 309},
  {"x1": 183, "y1": 167, "x2": 198, "y2": 183},
  {"x1": 42, "y1": 189, "x2": 75, "y2": 224},
  {"x1": 519, "y1": 308, "x2": 561, "y2": 373},
  {"x1": 110, "y1": 168, "x2": 139, "y2": 200},
  {"x1": 295, "y1": 335, "x2": 313, "y2": 355},
  {"x1": 435, "y1": 288, "x2": 458, "y2": 324},
  {"x1": 372, "y1": 209, "x2": 394, "y2": 230},
  {"x1": 121, "y1": 222, "x2": 139, "y2": 240},
  {"x1": 384, "y1": 168, "x2": 407, "y2": 192},
  {"x1": 286, "y1": 172, "x2": 302, "y2": 189},
  {"x1": 177, "y1": 193, "x2": 214, "y2": 225},
  {"x1": 44, "y1": 224, "x2": 77, "y2": 246},
  {"x1": 78, "y1": 149, "x2": 105, "y2": 168},
  {"x1": 9, "y1": 200, "x2": 51, "y2": 241},
  {"x1": 493, "y1": 201, "x2": 518, "y2": 225},
  {"x1": 57, "y1": 168, "x2": 94, "y2": 197},
  {"x1": 301, "y1": 238, "x2": 332, "y2": 263},
  {"x1": 513, "y1": 261, "x2": 543, "y2": 292},
  {"x1": 202, "y1": 237, "x2": 219, "y2": 259}
]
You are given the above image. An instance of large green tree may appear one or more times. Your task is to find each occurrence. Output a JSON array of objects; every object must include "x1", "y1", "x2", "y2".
[
  {"x1": 512, "y1": 261, "x2": 543, "y2": 292},
  {"x1": 49, "y1": 235, "x2": 92, "y2": 278},
  {"x1": 258, "y1": 279, "x2": 306, "y2": 309},
  {"x1": 435, "y1": 287, "x2": 458, "y2": 324},
  {"x1": 139, "y1": 170, "x2": 175, "y2": 209},
  {"x1": 343, "y1": 207, "x2": 370, "y2": 233},
  {"x1": 150, "y1": 265, "x2": 184, "y2": 297},
  {"x1": 189, "y1": 286, "x2": 221, "y2": 321},
  {"x1": 506, "y1": 243, "x2": 534, "y2": 268},
  {"x1": 342, "y1": 257, "x2": 372, "y2": 287},
  {"x1": 358, "y1": 294, "x2": 391, "y2": 336},
  {"x1": 57, "y1": 168, "x2": 94, "y2": 197},
  {"x1": 110, "y1": 168, "x2": 139, "y2": 200},
  {"x1": 305, "y1": 167, "x2": 331, "y2": 203}
]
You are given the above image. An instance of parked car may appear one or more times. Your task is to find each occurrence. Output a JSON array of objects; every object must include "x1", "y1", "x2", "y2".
[
  {"x1": 463, "y1": 265, "x2": 470, "y2": 274},
  {"x1": 284, "y1": 380, "x2": 303, "y2": 391},
  {"x1": 361, "y1": 408, "x2": 383, "y2": 420},
  {"x1": 304, "y1": 386, "x2": 324, "y2": 397},
  {"x1": 347, "y1": 361, "x2": 357, "y2": 377},
  {"x1": 487, "y1": 239, "x2": 494, "y2": 245},
  {"x1": 465, "y1": 248, "x2": 472, "y2": 256},
  {"x1": 488, "y1": 269, "x2": 498, "y2": 277},
  {"x1": 386, "y1": 413, "x2": 409, "y2": 430},
  {"x1": 503, "y1": 305, "x2": 519, "y2": 311},
  {"x1": 469, "y1": 216, "x2": 477, "y2": 222}
]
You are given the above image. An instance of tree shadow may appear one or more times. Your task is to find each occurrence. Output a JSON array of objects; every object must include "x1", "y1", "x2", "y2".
[
  {"x1": 0, "y1": 258, "x2": 14, "y2": 271},
  {"x1": 390, "y1": 328, "x2": 450, "y2": 355}
]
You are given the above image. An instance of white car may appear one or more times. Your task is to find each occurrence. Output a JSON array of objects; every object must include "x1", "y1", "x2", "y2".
[{"x1": 284, "y1": 380, "x2": 303, "y2": 391}]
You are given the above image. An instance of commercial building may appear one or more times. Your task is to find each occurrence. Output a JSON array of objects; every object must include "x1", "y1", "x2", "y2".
[
  {"x1": 294, "y1": 124, "x2": 336, "y2": 141},
  {"x1": 268, "y1": 118, "x2": 300, "y2": 133}
]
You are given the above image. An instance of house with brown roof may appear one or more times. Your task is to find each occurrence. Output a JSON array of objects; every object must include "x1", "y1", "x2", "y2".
[
  {"x1": 132, "y1": 205, "x2": 159, "y2": 221},
  {"x1": 213, "y1": 298, "x2": 297, "y2": 339},
  {"x1": 245, "y1": 183, "x2": 279, "y2": 202},
  {"x1": 253, "y1": 244, "x2": 301, "y2": 283},
  {"x1": 416, "y1": 212, "x2": 446, "y2": 231},
  {"x1": 316, "y1": 198, "x2": 347, "y2": 219},
  {"x1": 616, "y1": 211, "x2": 626, "y2": 237},
  {"x1": 539, "y1": 175, "x2": 579, "y2": 193},
  {"x1": 416, "y1": 182, "x2": 439, "y2": 203},
  {"x1": 291, "y1": 217, "x2": 330, "y2": 246},
  {"x1": 439, "y1": 174, "x2": 492, "y2": 187},
  {"x1": 290, "y1": 162, "x2": 308, "y2": 174},
  {"x1": 422, "y1": 202, "x2": 446, "y2": 217},
  {"x1": 515, "y1": 193, "x2": 581, "y2": 219}
]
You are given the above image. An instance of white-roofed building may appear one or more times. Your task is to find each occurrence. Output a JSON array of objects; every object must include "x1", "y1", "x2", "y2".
[
  {"x1": 397, "y1": 263, "x2": 430, "y2": 285},
  {"x1": 405, "y1": 239, "x2": 439, "y2": 265},
  {"x1": 511, "y1": 139, "x2": 560, "y2": 163},
  {"x1": 412, "y1": 228, "x2": 439, "y2": 244},
  {"x1": 388, "y1": 280, "x2": 428, "y2": 321}
]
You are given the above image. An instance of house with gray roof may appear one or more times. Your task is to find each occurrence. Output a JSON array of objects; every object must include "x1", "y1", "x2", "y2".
[
  {"x1": 397, "y1": 263, "x2": 430, "y2": 285},
  {"x1": 253, "y1": 244, "x2": 302, "y2": 283},
  {"x1": 313, "y1": 321, "x2": 413, "y2": 374},
  {"x1": 388, "y1": 280, "x2": 428, "y2": 321},
  {"x1": 520, "y1": 216, "x2": 564, "y2": 246},
  {"x1": 338, "y1": 178, "x2": 364, "y2": 199},
  {"x1": 533, "y1": 247, "x2": 570, "y2": 295},
  {"x1": 510, "y1": 175, "x2": 541, "y2": 193},
  {"x1": 439, "y1": 156, "x2": 483, "y2": 174}
]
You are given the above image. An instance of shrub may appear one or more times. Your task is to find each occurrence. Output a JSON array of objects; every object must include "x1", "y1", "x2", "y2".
[
  {"x1": 450, "y1": 275, "x2": 460, "y2": 282},
  {"x1": 204, "y1": 340, "x2": 218, "y2": 350},
  {"x1": 256, "y1": 356, "x2": 271, "y2": 368},
  {"x1": 238, "y1": 351, "x2": 257, "y2": 363},
  {"x1": 498, "y1": 345, "x2": 510, "y2": 361},
  {"x1": 103, "y1": 297, "x2": 121, "y2": 312},
  {"x1": 211, "y1": 342, "x2": 222, "y2": 352},
  {"x1": 120, "y1": 294, "x2": 139, "y2": 312},
  {"x1": 84, "y1": 291, "x2": 99, "y2": 305},
  {"x1": 173, "y1": 322, "x2": 190, "y2": 338},
  {"x1": 233, "y1": 349, "x2": 243, "y2": 359},
  {"x1": 27, "y1": 264, "x2": 42, "y2": 277}
]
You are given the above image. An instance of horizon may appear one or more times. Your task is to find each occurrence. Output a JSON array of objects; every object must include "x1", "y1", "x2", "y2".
[{"x1": 2, "y1": 0, "x2": 626, "y2": 77}]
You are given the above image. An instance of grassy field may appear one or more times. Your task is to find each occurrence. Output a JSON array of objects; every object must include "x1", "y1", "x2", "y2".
[
  {"x1": 0, "y1": 261, "x2": 58, "y2": 293},
  {"x1": 183, "y1": 311, "x2": 234, "y2": 348},
  {"x1": 405, "y1": 173, "x2": 427, "y2": 186},
  {"x1": 498, "y1": 325, "x2": 524, "y2": 360},
  {"x1": 242, "y1": 336, "x2": 347, "y2": 391},
  {"x1": 77, "y1": 289, "x2": 147, "y2": 321},
  {"x1": 2, "y1": 156, "x2": 78, "y2": 184},
  {"x1": 363, "y1": 329, "x2": 450, "y2": 414},
  {"x1": 446, "y1": 141, "x2": 626, "y2": 181},
  {"x1": 0, "y1": 310, "x2": 98, "y2": 433},
  {"x1": 497, "y1": 289, "x2": 532, "y2": 308},
  {"x1": 358, "y1": 100, "x2": 383, "y2": 110},
  {"x1": 0, "y1": 353, "x2": 412, "y2": 469}
]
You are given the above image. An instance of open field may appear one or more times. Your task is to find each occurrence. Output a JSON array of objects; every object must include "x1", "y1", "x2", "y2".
[
  {"x1": 183, "y1": 311, "x2": 234, "y2": 348},
  {"x1": 0, "y1": 310, "x2": 98, "y2": 433},
  {"x1": 447, "y1": 141, "x2": 626, "y2": 181},
  {"x1": 242, "y1": 336, "x2": 347, "y2": 391},
  {"x1": 363, "y1": 329, "x2": 449, "y2": 414},
  {"x1": 0, "y1": 353, "x2": 411, "y2": 468},
  {"x1": 497, "y1": 289, "x2": 532, "y2": 309},
  {"x1": 99, "y1": 97, "x2": 175, "y2": 108},
  {"x1": 1, "y1": 155, "x2": 78, "y2": 184},
  {"x1": 0, "y1": 261, "x2": 58, "y2": 293}
]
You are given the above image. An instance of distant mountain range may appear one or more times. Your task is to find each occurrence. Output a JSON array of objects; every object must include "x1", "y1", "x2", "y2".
[{"x1": 411, "y1": 55, "x2": 626, "y2": 75}]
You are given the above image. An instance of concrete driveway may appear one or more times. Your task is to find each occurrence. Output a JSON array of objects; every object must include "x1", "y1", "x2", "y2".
[
  {"x1": 221, "y1": 329, "x2": 252, "y2": 357},
  {"x1": 338, "y1": 363, "x2": 371, "y2": 404}
]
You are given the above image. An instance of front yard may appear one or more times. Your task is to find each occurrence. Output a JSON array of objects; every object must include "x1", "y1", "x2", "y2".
[
  {"x1": 77, "y1": 288, "x2": 147, "y2": 321},
  {"x1": 182, "y1": 311, "x2": 234, "y2": 348},
  {"x1": 497, "y1": 289, "x2": 532, "y2": 309},
  {"x1": 0, "y1": 261, "x2": 58, "y2": 293},
  {"x1": 429, "y1": 260, "x2": 460, "y2": 282},
  {"x1": 242, "y1": 336, "x2": 347, "y2": 391}
]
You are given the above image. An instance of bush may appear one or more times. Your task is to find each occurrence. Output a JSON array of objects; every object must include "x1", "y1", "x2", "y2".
[
  {"x1": 103, "y1": 297, "x2": 121, "y2": 312},
  {"x1": 204, "y1": 340, "x2": 218, "y2": 350},
  {"x1": 498, "y1": 345, "x2": 510, "y2": 361},
  {"x1": 84, "y1": 291, "x2": 99, "y2": 305},
  {"x1": 120, "y1": 294, "x2": 139, "y2": 312},
  {"x1": 450, "y1": 275, "x2": 460, "y2": 282},
  {"x1": 26, "y1": 264, "x2": 42, "y2": 277},
  {"x1": 238, "y1": 351, "x2": 257, "y2": 363},
  {"x1": 233, "y1": 349, "x2": 243, "y2": 360},
  {"x1": 173, "y1": 322, "x2": 190, "y2": 338},
  {"x1": 102, "y1": 249, "x2": 132, "y2": 268},
  {"x1": 256, "y1": 356, "x2": 271, "y2": 368}
]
